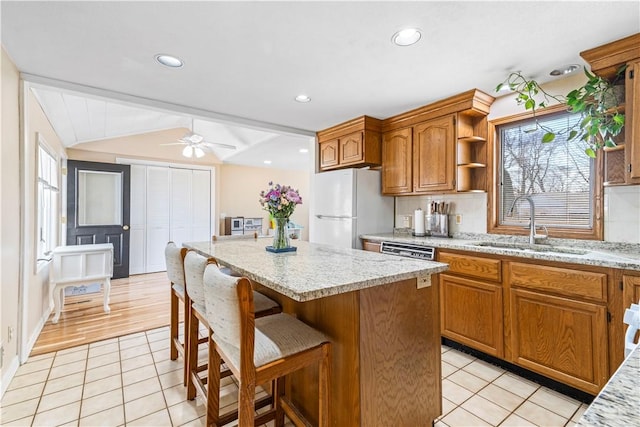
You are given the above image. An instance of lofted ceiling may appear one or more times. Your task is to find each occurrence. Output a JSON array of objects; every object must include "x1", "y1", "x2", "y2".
[{"x1": 2, "y1": 1, "x2": 639, "y2": 170}]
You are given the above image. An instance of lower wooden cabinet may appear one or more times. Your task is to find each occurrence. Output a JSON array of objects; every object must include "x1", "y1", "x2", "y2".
[
  {"x1": 438, "y1": 249, "x2": 618, "y2": 395},
  {"x1": 440, "y1": 274, "x2": 503, "y2": 357},
  {"x1": 510, "y1": 288, "x2": 608, "y2": 394}
]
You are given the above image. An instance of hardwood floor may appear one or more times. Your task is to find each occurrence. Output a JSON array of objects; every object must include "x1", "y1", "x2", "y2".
[{"x1": 31, "y1": 272, "x2": 178, "y2": 356}]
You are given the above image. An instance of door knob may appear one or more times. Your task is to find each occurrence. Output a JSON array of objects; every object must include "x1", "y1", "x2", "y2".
[{"x1": 123, "y1": 225, "x2": 130, "y2": 231}]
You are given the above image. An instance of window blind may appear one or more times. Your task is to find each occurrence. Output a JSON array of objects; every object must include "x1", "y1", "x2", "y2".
[{"x1": 498, "y1": 111, "x2": 594, "y2": 229}]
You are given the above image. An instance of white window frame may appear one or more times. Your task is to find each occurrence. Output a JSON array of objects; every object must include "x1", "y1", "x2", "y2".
[{"x1": 36, "y1": 133, "x2": 60, "y2": 265}]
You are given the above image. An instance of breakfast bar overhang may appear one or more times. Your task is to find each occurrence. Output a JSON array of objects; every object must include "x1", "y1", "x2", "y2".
[{"x1": 185, "y1": 240, "x2": 448, "y2": 426}]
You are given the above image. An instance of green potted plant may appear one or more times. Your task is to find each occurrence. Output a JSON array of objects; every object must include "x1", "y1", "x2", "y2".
[{"x1": 496, "y1": 66, "x2": 626, "y2": 157}]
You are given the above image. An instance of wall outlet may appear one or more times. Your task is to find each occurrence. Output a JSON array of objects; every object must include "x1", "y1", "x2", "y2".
[
  {"x1": 455, "y1": 214, "x2": 463, "y2": 225},
  {"x1": 8, "y1": 326, "x2": 14, "y2": 342}
]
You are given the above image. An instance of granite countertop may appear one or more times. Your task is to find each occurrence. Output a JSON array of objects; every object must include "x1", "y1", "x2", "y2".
[
  {"x1": 184, "y1": 240, "x2": 448, "y2": 302},
  {"x1": 577, "y1": 343, "x2": 640, "y2": 426},
  {"x1": 360, "y1": 232, "x2": 640, "y2": 271}
]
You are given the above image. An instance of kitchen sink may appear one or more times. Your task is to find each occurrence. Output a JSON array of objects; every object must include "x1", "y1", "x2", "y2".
[{"x1": 468, "y1": 241, "x2": 589, "y2": 256}]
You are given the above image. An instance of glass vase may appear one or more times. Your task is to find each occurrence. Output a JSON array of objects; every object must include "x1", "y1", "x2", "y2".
[{"x1": 272, "y1": 217, "x2": 290, "y2": 250}]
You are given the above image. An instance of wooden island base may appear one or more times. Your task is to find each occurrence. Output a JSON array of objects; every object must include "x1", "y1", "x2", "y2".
[{"x1": 255, "y1": 276, "x2": 442, "y2": 426}]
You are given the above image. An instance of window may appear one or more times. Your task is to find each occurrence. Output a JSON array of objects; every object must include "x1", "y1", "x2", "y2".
[
  {"x1": 492, "y1": 108, "x2": 602, "y2": 239},
  {"x1": 37, "y1": 136, "x2": 59, "y2": 261}
]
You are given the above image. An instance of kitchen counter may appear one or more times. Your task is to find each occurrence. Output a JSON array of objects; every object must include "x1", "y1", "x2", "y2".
[
  {"x1": 183, "y1": 239, "x2": 447, "y2": 426},
  {"x1": 360, "y1": 232, "x2": 640, "y2": 271},
  {"x1": 184, "y1": 239, "x2": 448, "y2": 301},
  {"x1": 577, "y1": 343, "x2": 640, "y2": 426}
]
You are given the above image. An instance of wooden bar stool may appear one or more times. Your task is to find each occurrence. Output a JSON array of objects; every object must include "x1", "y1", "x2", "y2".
[
  {"x1": 203, "y1": 263, "x2": 331, "y2": 427},
  {"x1": 164, "y1": 242, "x2": 189, "y2": 385},
  {"x1": 183, "y1": 250, "x2": 281, "y2": 401}
]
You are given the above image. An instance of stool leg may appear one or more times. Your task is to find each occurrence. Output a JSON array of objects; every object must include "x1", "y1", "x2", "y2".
[
  {"x1": 274, "y1": 377, "x2": 285, "y2": 427},
  {"x1": 170, "y1": 289, "x2": 179, "y2": 361},
  {"x1": 206, "y1": 335, "x2": 221, "y2": 427},
  {"x1": 186, "y1": 309, "x2": 199, "y2": 400},
  {"x1": 238, "y1": 379, "x2": 256, "y2": 427}
]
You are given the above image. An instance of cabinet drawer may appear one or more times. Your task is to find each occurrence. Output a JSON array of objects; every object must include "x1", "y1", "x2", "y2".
[
  {"x1": 362, "y1": 241, "x2": 381, "y2": 253},
  {"x1": 509, "y1": 262, "x2": 607, "y2": 302},
  {"x1": 438, "y1": 251, "x2": 501, "y2": 282}
]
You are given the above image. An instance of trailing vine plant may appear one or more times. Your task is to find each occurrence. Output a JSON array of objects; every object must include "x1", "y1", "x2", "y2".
[{"x1": 496, "y1": 66, "x2": 626, "y2": 158}]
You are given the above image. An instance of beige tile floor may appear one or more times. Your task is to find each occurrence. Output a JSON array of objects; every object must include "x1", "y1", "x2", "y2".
[{"x1": 1, "y1": 326, "x2": 589, "y2": 426}]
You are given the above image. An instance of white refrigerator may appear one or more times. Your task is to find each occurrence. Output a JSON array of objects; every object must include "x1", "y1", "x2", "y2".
[{"x1": 310, "y1": 168, "x2": 394, "y2": 249}]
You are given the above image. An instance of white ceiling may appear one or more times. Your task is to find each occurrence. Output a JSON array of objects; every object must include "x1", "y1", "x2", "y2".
[{"x1": 2, "y1": 1, "x2": 639, "y2": 169}]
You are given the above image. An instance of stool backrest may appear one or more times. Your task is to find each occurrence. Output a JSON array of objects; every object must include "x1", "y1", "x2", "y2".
[
  {"x1": 184, "y1": 250, "x2": 215, "y2": 307},
  {"x1": 165, "y1": 242, "x2": 187, "y2": 286},
  {"x1": 203, "y1": 263, "x2": 254, "y2": 359}
]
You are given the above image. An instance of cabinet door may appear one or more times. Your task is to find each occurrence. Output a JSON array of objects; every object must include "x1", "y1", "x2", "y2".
[
  {"x1": 340, "y1": 131, "x2": 364, "y2": 165},
  {"x1": 146, "y1": 166, "x2": 170, "y2": 273},
  {"x1": 362, "y1": 240, "x2": 380, "y2": 253},
  {"x1": 413, "y1": 115, "x2": 455, "y2": 192},
  {"x1": 510, "y1": 288, "x2": 608, "y2": 394},
  {"x1": 381, "y1": 128, "x2": 412, "y2": 194},
  {"x1": 440, "y1": 274, "x2": 503, "y2": 357},
  {"x1": 319, "y1": 139, "x2": 339, "y2": 170},
  {"x1": 627, "y1": 59, "x2": 640, "y2": 182}
]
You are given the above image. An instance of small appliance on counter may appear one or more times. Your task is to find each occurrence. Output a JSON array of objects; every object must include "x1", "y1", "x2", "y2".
[
  {"x1": 243, "y1": 217, "x2": 263, "y2": 235},
  {"x1": 223, "y1": 216, "x2": 244, "y2": 235}
]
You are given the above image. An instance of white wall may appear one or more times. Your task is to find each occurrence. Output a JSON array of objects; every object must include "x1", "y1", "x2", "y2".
[{"x1": 1, "y1": 48, "x2": 22, "y2": 395}]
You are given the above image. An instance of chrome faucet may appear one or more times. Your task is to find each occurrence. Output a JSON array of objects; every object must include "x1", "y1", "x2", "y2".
[{"x1": 508, "y1": 195, "x2": 546, "y2": 245}]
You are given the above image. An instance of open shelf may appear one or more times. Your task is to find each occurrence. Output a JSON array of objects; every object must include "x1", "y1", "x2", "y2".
[
  {"x1": 457, "y1": 162, "x2": 486, "y2": 168},
  {"x1": 458, "y1": 136, "x2": 486, "y2": 143},
  {"x1": 603, "y1": 143, "x2": 625, "y2": 152}
]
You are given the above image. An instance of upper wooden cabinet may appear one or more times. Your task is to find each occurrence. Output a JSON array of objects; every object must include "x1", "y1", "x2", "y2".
[
  {"x1": 581, "y1": 33, "x2": 640, "y2": 185},
  {"x1": 381, "y1": 127, "x2": 413, "y2": 194},
  {"x1": 381, "y1": 89, "x2": 494, "y2": 195},
  {"x1": 413, "y1": 115, "x2": 456, "y2": 192},
  {"x1": 316, "y1": 116, "x2": 382, "y2": 171}
]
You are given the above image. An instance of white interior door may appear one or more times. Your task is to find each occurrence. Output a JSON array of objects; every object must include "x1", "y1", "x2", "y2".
[{"x1": 146, "y1": 166, "x2": 170, "y2": 272}]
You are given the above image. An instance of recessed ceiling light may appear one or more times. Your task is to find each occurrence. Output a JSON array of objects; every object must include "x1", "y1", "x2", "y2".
[
  {"x1": 263, "y1": 160, "x2": 272, "y2": 165},
  {"x1": 295, "y1": 94, "x2": 311, "y2": 103},
  {"x1": 550, "y1": 64, "x2": 580, "y2": 76},
  {"x1": 392, "y1": 28, "x2": 421, "y2": 46},
  {"x1": 299, "y1": 148, "x2": 309, "y2": 153},
  {"x1": 155, "y1": 54, "x2": 184, "y2": 68}
]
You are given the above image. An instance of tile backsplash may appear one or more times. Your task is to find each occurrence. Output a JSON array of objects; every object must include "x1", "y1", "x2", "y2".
[
  {"x1": 395, "y1": 193, "x2": 488, "y2": 235},
  {"x1": 604, "y1": 186, "x2": 640, "y2": 244},
  {"x1": 395, "y1": 186, "x2": 640, "y2": 244}
]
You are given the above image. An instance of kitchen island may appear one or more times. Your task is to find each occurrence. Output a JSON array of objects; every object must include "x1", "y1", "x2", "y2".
[{"x1": 185, "y1": 240, "x2": 448, "y2": 426}]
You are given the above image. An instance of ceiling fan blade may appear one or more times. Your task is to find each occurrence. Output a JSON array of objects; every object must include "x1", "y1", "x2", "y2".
[
  {"x1": 160, "y1": 142, "x2": 187, "y2": 146},
  {"x1": 203, "y1": 141, "x2": 237, "y2": 150}
]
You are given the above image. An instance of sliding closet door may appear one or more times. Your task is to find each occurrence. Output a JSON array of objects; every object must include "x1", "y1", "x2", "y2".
[
  {"x1": 129, "y1": 165, "x2": 146, "y2": 275},
  {"x1": 170, "y1": 168, "x2": 192, "y2": 247},
  {"x1": 146, "y1": 166, "x2": 170, "y2": 272},
  {"x1": 191, "y1": 170, "x2": 211, "y2": 241}
]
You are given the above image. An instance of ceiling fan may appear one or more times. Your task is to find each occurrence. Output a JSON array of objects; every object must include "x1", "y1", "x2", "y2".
[{"x1": 161, "y1": 119, "x2": 237, "y2": 158}]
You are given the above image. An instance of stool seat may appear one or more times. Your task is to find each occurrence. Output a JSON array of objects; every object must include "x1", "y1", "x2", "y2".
[{"x1": 218, "y1": 313, "x2": 328, "y2": 368}]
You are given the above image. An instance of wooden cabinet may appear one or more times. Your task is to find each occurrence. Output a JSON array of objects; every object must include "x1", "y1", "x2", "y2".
[
  {"x1": 381, "y1": 127, "x2": 413, "y2": 194},
  {"x1": 509, "y1": 288, "x2": 608, "y2": 394},
  {"x1": 319, "y1": 139, "x2": 339, "y2": 169},
  {"x1": 381, "y1": 89, "x2": 494, "y2": 195},
  {"x1": 508, "y1": 262, "x2": 609, "y2": 394},
  {"x1": 581, "y1": 33, "x2": 640, "y2": 185},
  {"x1": 437, "y1": 248, "x2": 617, "y2": 394},
  {"x1": 440, "y1": 274, "x2": 503, "y2": 357},
  {"x1": 413, "y1": 115, "x2": 456, "y2": 192},
  {"x1": 316, "y1": 116, "x2": 382, "y2": 171},
  {"x1": 623, "y1": 274, "x2": 640, "y2": 309},
  {"x1": 438, "y1": 251, "x2": 503, "y2": 357},
  {"x1": 362, "y1": 240, "x2": 381, "y2": 253}
]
